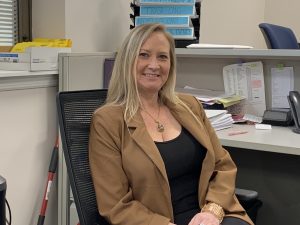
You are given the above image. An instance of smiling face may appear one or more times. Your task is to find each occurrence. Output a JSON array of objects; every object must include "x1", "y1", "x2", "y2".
[{"x1": 135, "y1": 31, "x2": 171, "y2": 96}]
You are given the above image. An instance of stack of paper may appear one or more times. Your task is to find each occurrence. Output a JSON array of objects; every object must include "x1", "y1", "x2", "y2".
[
  {"x1": 204, "y1": 109, "x2": 234, "y2": 131},
  {"x1": 176, "y1": 86, "x2": 245, "y2": 108}
]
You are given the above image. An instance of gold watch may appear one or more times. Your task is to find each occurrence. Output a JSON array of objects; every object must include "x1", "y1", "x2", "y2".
[{"x1": 201, "y1": 202, "x2": 225, "y2": 223}]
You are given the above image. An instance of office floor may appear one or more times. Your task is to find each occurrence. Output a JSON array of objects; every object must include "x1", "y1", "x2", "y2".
[{"x1": 228, "y1": 147, "x2": 300, "y2": 225}]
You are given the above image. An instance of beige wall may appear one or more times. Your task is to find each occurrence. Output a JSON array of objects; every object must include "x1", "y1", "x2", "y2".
[
  {"x1": 264, "y1": 0, "x2": 300, "y2": 39},
  {"x1": 32, "y1": 0, "x2": 300, "y2": 51},
  {"x1": 32, "y1": 0, "x2": 65, "y2": 38},
  {"x1": 200, "y1": 0, "x2": 266, "y2": 48},
  {"x1": 200, "y1": 0, "x2": 300, "y2": 49},
  {"x1": 0, "y1": 86, "x2": 58, "y2": 225},
  {"x1": 64, "y1": 0, "x2": 131, "y2": 52},
  {"x1": 32, "y1": 0, "x2": 131, "y2": 52}
]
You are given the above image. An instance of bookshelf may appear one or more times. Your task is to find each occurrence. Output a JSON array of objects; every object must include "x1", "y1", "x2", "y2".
[{"x1": 130, "y1": 0, "x2": 201, "y2": 47}]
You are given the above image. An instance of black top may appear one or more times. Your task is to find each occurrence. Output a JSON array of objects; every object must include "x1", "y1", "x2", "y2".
[{"x1": 155, "y1": 127, "x2": 207, "y2": 225}]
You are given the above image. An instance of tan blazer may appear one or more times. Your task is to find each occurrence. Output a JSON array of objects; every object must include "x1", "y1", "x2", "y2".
[{"x1": 89, "y1": 94, "x2": 253, "y2": 225}]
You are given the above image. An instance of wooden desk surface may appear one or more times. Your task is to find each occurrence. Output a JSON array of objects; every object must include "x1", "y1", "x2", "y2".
[{"x1": 216, "y1": 124, "x2": 300, "y2": 155}]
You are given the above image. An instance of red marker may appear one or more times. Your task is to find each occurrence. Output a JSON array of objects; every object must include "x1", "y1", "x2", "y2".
[{"x1": 228, "y1": 131, "x2": 248, "y2": 136}]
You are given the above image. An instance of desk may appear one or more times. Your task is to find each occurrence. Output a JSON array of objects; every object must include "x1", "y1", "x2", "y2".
[
  {"x1": 217, "y1": 125, "x2": 300, "y2": 225},
  {"x1": 174, "y1": 49, "x2": 300, "y2": 224},
  {"x1": 217, "y1": 124, "x2": 300, "y2": 155}
]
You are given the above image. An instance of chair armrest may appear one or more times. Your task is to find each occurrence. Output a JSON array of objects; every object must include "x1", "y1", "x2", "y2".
[{"x1": 235, "y1": 188, "x2": 258, "y2": 202}]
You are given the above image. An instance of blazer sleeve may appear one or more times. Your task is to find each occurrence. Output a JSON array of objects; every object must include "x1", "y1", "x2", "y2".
[
  {"x1": 189, "y1": 97, "x2": 252, "y2": 223},
  {"x1": 89, "y1": 108, "x2": 171, "y2": 225}
]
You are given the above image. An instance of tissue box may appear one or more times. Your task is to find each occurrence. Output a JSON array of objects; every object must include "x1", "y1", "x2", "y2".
[{"x1": 0, "y1": 47, "x2": 71, "y2": 71}]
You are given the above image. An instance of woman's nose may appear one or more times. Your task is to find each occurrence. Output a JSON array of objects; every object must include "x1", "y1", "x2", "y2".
[{"x1": 148, "y1": 57, "x2": 159, "y2": 69}]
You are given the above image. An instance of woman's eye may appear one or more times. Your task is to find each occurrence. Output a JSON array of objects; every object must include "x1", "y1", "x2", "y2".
[
  {"x1": 159, "y1": 55, "x2": 169, "y2": 60},
  {"x1": 139, "y1": 52, "x2": 149, "y2": 58}
]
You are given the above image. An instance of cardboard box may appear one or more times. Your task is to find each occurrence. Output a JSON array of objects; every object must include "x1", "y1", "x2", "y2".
[{"x1": 0, "y1": 47, "x2": 71, "y2": 71}]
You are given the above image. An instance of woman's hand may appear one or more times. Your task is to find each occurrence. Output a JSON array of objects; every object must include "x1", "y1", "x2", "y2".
[
  {"x1": 168, "y1": 223, "x2": 176, "y2": 225},
  {"x1": 188, "y1": 212, "x2": 220, "y2": 225}
]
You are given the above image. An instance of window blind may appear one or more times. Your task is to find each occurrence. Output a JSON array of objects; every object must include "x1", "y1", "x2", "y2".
[{"x1": 0, "y1": 0, "x2": 18, "y2": 46}]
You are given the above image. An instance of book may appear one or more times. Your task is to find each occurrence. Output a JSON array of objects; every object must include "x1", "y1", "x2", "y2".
[
  {"x1": 140, "y1": 5, "x2": 195, "y2": 16},
  {"x1": 137, "y1": 0, "x2": 195, "y2": 4},
  {"x1": 135, "y1": 15, "x2": 191, "y2": 27}
]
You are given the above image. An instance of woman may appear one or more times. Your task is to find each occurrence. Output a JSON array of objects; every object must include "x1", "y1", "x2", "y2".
[{"x1": 89, "y1": 23, "x2": 254, "y2": 225}]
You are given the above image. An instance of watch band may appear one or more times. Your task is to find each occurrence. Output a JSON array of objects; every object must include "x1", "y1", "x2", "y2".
[{"x1": 201, "y1": 202, "x2": 225, "y2": 223}]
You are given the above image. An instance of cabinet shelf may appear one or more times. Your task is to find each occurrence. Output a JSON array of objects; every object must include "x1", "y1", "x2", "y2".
[{"x1": 175, "y1": 48, "x2": 300, "y2": 59}]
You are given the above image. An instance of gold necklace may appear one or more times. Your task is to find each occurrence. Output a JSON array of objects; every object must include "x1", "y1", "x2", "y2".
[{"x1": 142, "y1": 105, "x2": 165, "y2": 133}]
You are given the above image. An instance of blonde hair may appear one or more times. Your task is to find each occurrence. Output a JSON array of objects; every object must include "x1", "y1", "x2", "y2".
[{"x1": 106, "y1": 23, "x2": 181, "y2": 122}]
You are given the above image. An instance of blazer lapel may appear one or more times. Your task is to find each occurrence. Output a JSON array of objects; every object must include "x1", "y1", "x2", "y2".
[{"x1": 126, "y1": 111, "x2": 169, "y2": 183}]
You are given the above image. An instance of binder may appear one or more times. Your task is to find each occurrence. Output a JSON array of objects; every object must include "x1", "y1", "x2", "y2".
[
  {"x1": 166, "y1": 27, "x2": 194, "y2": 39},
  {"x1": 140, "y1": 5, "x2": 195, "y2": 16},
  {"x1": 135, "y1": 15, "x2": 191, "y2": 27}
]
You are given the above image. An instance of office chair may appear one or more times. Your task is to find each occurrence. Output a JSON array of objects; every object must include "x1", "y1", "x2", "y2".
[
  {"x1": 57, "y1": 89, "x2": 261, "y2": 225},
  {"x1": 57, "y1": 89, "x2": 109, "y2": 225},
  {"x1": 259, "y1": 23, "x2": 300, "y2": 49}
]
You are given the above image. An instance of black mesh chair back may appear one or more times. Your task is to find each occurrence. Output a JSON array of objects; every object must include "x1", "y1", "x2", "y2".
[{"x1": 57, "y1": 89, "x2": 109, "y2": 225}]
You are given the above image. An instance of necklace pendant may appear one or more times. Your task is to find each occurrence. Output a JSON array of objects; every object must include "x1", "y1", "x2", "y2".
[{"x1": 157, "y1": 122, "x2": 165, "y2": 133}]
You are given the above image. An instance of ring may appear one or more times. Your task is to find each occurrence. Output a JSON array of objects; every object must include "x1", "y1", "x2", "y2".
[{"x1": 199, "y1": 224, "x2": 205, "y2": 225}]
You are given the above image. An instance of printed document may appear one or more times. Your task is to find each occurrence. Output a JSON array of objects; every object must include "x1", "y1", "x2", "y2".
[
  {"x1": 223, "y1": 61, "x2": 266, "y2": 116},
  {"x1": 271, "y1": 66, "x2": 294, "y2": 108},
  {"x1": 176, "y1": 86, "x2": 245, "y2": 107}
]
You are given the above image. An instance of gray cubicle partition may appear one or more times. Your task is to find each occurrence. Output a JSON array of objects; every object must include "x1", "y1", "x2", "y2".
[
  {"x1": 58, "y1": 50, "x2": 300, "y2": 225},
  {"x1": 58, "y1": 52, "x2": 115, "y2": 225}
]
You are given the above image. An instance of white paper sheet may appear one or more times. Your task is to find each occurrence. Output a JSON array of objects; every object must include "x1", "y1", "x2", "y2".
[
  {"x1": 271, "y1": 67, "x2": 294, "y2": 108},
  {"x1": 223, "y1": 61, "x2": 266, "y2": 116},
  {"x1": 186, "y1": 43, "x2": 253, "y2": 49}
]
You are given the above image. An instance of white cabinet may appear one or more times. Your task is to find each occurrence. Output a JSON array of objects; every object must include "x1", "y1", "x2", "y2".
[{"x1": 0, "y1": 71, "x2": 58, "y2": 225}]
